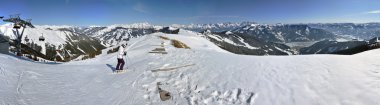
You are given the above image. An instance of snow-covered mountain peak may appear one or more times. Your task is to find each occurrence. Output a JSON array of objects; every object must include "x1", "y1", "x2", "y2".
[
  {"x1": 1, "y1": 30, "x2": 380, "y2": 104},
  {"x1": 107, "y1": 22, "x2": 154, "y2": 29},
  {"x1": 93, "y1": 22, "x2": 156, "y2": 36},
  {"x1": 171, "y1": 21, "x2": 257, "y2": 32},
  {"x1": 250, "y1": 23, "x2": 259, "y2": 27},
  {"x1": 35, "y1": 25, "x2": 76, "y2": 29},
  {"x1": 225, "y1": 31, "x2": 233, "y2": 35}
]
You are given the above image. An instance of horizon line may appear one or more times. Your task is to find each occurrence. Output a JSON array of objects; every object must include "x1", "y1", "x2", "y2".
[{"x1": 2, "y1": 21, "x2": 380, "y2": 27}]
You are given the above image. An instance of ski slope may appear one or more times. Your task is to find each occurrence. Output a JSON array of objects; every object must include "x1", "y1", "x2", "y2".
[
  {"x1": 0, "y1": 23, "x2": 69, "y2": 46},
  {"x1": 1, "y1": 31, "x2": 380, "y2": 105}
]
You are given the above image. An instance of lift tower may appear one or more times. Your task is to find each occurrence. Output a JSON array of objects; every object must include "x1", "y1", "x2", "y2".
[{"x1": 2, "y1": 14, "x2": 35, "y2": 56}]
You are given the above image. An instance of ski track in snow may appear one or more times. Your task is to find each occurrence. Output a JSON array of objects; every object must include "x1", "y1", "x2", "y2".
[{"x1": 1, "y1": 31, "x2": 380, "y2": 105}]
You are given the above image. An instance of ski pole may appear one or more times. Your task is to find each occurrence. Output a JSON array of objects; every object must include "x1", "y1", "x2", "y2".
[
  {"x1": 125, "y1": 54, "x2": 131, "y2": 69},
  {"x1": 125, "y1": 53, "x2": 130, "y2": 69}
]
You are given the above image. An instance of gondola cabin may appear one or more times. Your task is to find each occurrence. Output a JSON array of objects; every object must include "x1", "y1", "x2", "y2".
[
  {"x1": 13, "y1": 23, "x2": 21, "y2": 29},
  {"x1": 24, "y1": 35, "x2": 30, "y2": 42},
  {"x1": 39, "y1": 35, "x2": 45, "y2": 41}
]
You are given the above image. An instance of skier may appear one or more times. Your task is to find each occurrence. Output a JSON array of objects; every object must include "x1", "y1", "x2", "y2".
[{"x1": 116, "y1": 44, "x2": 127, "y2": 72}]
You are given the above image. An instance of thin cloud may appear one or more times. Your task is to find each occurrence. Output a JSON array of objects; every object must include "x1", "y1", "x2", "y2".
[
  {"x1": 133, "y1": 2, "x2": 148, "y2": 13},
  {"x1": 366, "y1": 10, "x2": 380, "y2": 14}
]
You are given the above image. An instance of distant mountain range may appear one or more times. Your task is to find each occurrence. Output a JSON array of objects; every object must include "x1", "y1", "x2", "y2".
[
  {"x1": 232, "y1": 24, "x2": 337, "y2": 43},
  {"x1": 60, "y1": 23, "x2": 160, "y2": 46},
  {"x1": 307, "y1": 23, "x2": 380, "y2": 40},
  {"x1": 201, "y1": 30, "x2": 295, "y2": 55},
  {"x1": 171, "y1": 21, "x2": 257, "y2": 32},
  {"x1": 299, "y1": 40, "x2": 367, "y2": 54},
  {"x1": 2, "y1": 21, "x2": 380, "y2": 59},
  {"x1": 177, "y1": 22, "x2": 380, "y2": 55}
]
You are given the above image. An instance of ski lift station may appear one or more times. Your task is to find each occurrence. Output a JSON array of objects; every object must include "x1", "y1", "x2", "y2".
[{"x1": 0, "y1": 35, "x2": 10, "y2": 54}]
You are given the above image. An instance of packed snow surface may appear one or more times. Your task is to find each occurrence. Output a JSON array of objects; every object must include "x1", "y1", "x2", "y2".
[{"x1": 1, "y1": 31, "x2": 380, "y2": 105}]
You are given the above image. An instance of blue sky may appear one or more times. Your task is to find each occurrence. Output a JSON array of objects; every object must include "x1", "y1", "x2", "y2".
[{"x1": 1, "y1": 0, "x2": 380, "y2": 26}]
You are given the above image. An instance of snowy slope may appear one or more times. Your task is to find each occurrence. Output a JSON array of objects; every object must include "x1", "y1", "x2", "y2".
[
  {"x1": 300, "y1": 40, "x2": 368, "y2": 54},
  {"x1": 158, "y1": 30, "x2": 230, "y2": 53},
  {"x1": 0, "y1": 23, "x2": 68, "y2": 46},
  {"x1": 1, "y1": 30, "x2": 380, "y2": 105},
  {"x1": 201, "y1": 30, "x2": 295, "y2": 55},
  {"x1": 0, "y1": 23, "x2": 105, "y2": 61}
]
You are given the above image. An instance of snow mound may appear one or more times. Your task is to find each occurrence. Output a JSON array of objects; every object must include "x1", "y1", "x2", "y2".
[{"x1": 153, "y1": 30, "x2": 230, "y2": 53}]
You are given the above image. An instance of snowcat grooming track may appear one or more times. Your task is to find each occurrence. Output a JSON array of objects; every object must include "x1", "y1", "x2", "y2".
[
  {"x1": 151, "y1": 64, "x2": 195, "y2": 72},
  {"x1": 149, "y1": 47, "x2": 168, "y2": 54},
  {"x1": 152, "y1": 48, "x2": 166, "y2": 51},
  {"x1": 148, "y1": 51, "x2": 168, "y2": 54}
]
